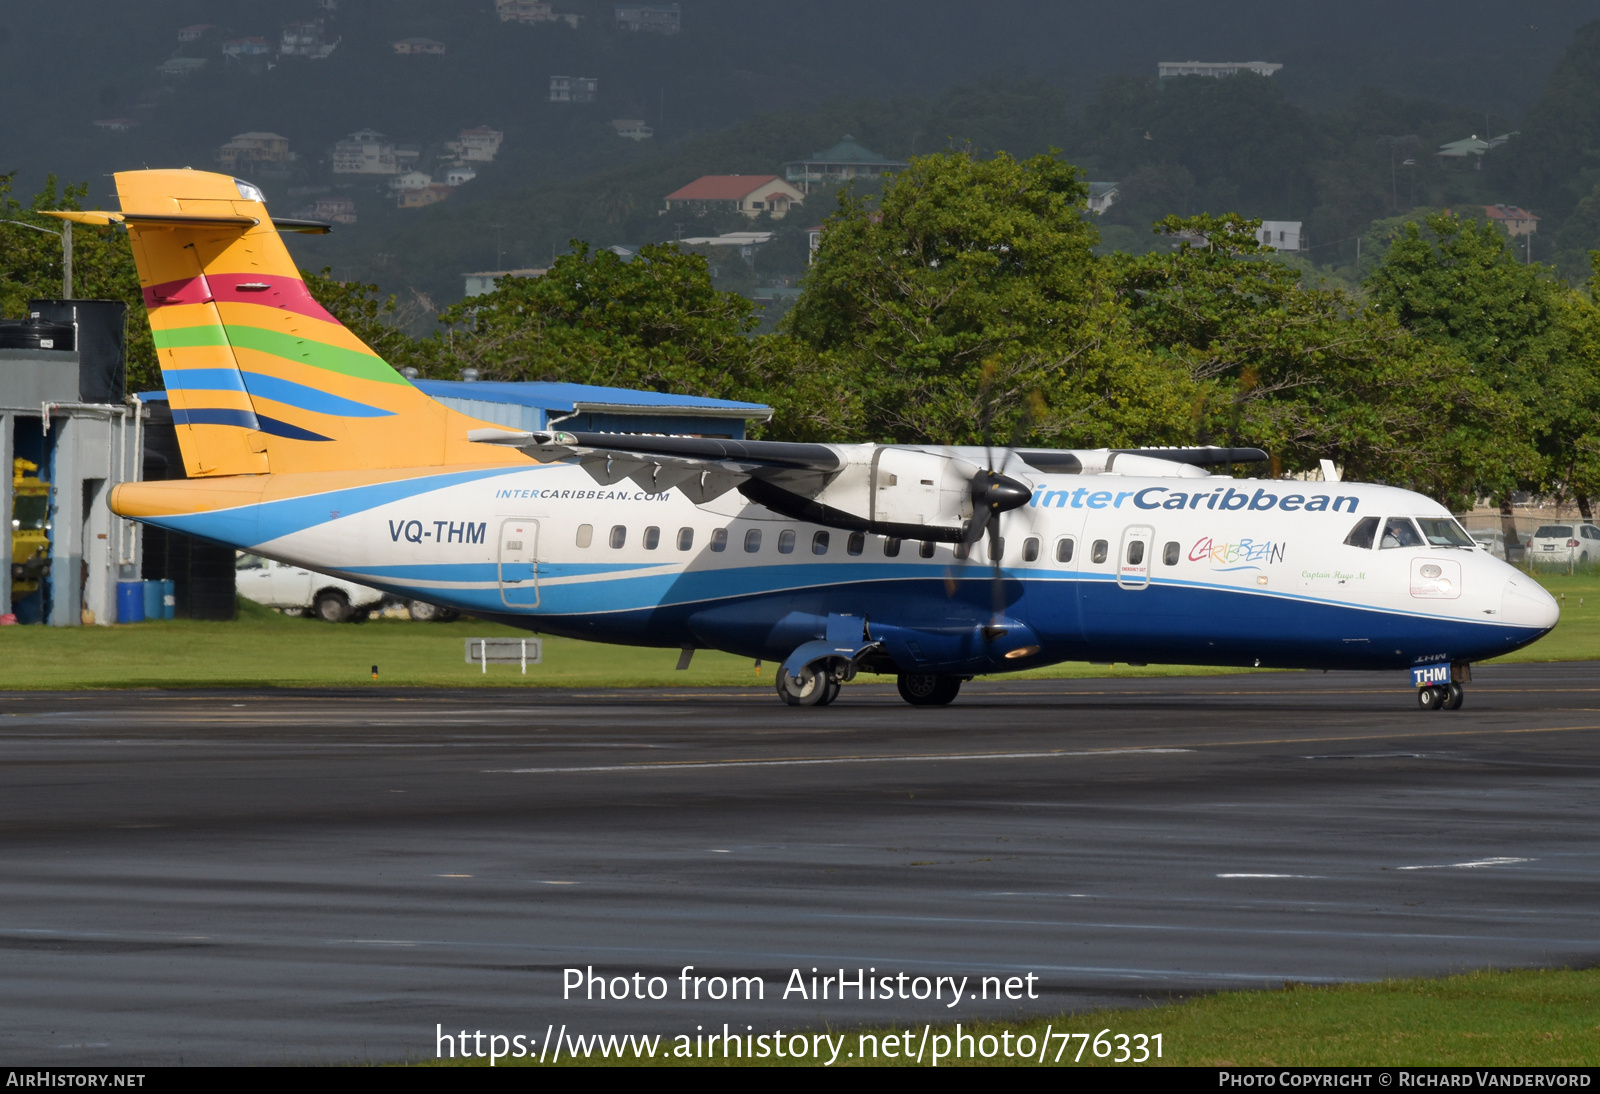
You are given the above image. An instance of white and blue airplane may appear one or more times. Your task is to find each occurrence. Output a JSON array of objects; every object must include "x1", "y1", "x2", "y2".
[{"x1": 83, "y1": 169, "x2": 1559, "y2": 709}]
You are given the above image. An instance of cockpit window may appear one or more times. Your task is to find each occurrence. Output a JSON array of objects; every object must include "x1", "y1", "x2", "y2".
[
  {"x1": 1343, "y1": 517, "x2": 1379, "y2": 549},
  {"x1": 1415, "y1": 518, "x2": 1474, "y2": 547},
  {"x1": 1380, "y1": 517, "x2": 1424, "y2": 549}
]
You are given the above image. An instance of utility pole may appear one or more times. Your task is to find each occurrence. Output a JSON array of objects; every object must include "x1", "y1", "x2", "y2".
[{"x1": 1, "y1": 219, "x2": 71, "y2": 297}]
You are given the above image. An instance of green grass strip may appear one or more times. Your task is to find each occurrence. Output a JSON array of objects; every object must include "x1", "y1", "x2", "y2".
[
  {"x1": 414, "y1": 966, "x2": 1600, "y2": 1067},
  {"x1": 151, "y1": 323, "x2": 403, "y2": 385},
  {"x1": 1, "y1": 573, "x2": 1591, "y2": 691}
]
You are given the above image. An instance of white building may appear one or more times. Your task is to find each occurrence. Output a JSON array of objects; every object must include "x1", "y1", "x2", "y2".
[
  {"x1": 1256, "y1": 220, "x2": 1302, "y2": 251},
  {"x1": 445, "y1": 166, "x2": 477, "y2": 186},
  {"x1": 614, "y1": 3, "x2": 680, "y2": 33},
  {"x1": 281, "y1": 20, "x2": 338, "y2": 59},
  {"x1": 451, "y1": 127, "x2": 504, "y2": 162},
  {"x1": 331, "y1": 130, "x2": 398, "y2": 175},
  {"x1": 1158, "y1": 61, "x2": 1282, "y2": 79},
  {"x1": 497, "y1": 0, "x2": 578, "y2": 27},
  {"x1": 463, "y1": 268, "x2": 548, "y2": 297},
  {"x1": 1087, "y1": 181, "x2": 1118, "y2": 215},
  {"x1": 389, "y1": 170, "x2": 435, "y2": 192},
  {"x1": 611, "y1": 119, "x2": 654, "y2": 140},
  {"x1": 550, "y1": 75, "x2": 596, "y2": 103}
]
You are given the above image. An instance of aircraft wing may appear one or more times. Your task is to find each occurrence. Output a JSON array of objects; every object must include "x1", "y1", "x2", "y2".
[
  {"x1": 468, "y1": 428, "x2": 844, "y2": 502},
  {"x1": 468, "y1": 431, "x2": 1268, "y2": 543},
  {"x1": 468, "y1": 429, "x2": 1028, "y2": 543}
]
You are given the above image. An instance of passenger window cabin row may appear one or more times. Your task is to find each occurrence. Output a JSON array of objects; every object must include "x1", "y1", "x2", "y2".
[{"x1": 570, "y1": 524, "x2": 1185, "y2": 568}]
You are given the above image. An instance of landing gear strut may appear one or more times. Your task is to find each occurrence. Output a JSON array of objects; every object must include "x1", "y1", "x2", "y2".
[{"x1": 897, "y1": 673, "x2": 962, "y2": 706}]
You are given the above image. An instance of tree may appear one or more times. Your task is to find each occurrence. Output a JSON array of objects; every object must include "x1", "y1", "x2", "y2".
[
  {"x1": 784, "y1": 148, "x2": 1188, "y2": 447},
  {"x1": 0, "y1": 174, "x2": 158, "y2": 392},
  {"x1": 429, "y1": 241, "x2": 761, "y2": 398},
  {"x1": 1107, "y1": 214, "x2": 1506, "y2": 508},
  {"x1": 1365, "y1": 213, "x2": 1577, "y2": 507},
  {"x1": 301, "y1": 268, "x2": 432, "y2": 372}
]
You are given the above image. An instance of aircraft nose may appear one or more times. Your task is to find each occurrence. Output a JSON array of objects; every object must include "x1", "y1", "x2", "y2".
[{"x1": 1501, "y1": 576, "x2": 1559, "y2": 631}]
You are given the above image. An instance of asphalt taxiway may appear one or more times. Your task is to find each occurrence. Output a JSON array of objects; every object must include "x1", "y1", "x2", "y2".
[{"x1": 1, "y1": 664, "x2": 1597, "y2": 1064}]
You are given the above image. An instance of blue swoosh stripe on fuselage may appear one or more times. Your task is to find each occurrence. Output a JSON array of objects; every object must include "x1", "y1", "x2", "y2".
[
  {"x1": 145, "y1": 466, "x2": 537, "y2": 545},
  {"x1": 342, "y1": 556, "x2": 1516, "y2": 630}
]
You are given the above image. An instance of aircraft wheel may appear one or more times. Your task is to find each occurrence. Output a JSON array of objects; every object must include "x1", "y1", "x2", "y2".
[
  {"x1": 1444, "y1": 682, "x2": 1465, "y2": 710},
  {"x1": 1416, "y1": 685, "x2": 1445, "y2": 712},
  {"x1": 898, "y1": 673, "x2": 961, "y2": 706},
  {"x1": 818, "y1": 676, "x2": 842, "y2": 706},
  {"x1": 776, "y1": 664, "x2": 828, "y2": 707},
  {"x1": 314, "y1": 590, "x2": 352, "y2": 624}
]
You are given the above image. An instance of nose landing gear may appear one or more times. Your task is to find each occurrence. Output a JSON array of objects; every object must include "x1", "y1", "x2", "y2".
[{"x1": 1417, "y1": 682, "x2": 1465, "y2": 711}]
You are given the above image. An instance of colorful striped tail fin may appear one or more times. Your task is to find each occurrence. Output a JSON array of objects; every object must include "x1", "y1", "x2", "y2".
[{"x1": 49, "y1": 169, "x2": 517, "y2": 478}]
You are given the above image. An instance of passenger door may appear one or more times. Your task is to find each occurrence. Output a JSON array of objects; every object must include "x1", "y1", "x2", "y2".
[
  {"x1": 497, "y1": 518, "x2": 540, "y2": 608},
  {"x1": 1117, "y1": 525, "x2": 1154, "y2": 589}
]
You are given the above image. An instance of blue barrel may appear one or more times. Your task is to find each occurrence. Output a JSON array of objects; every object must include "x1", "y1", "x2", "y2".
[
  {"x1": 161, "y1": 579, "x2": 176, "y2": 619},
  {"x1": 116, "y1": 581, "x2": 145, "y2": 624},
  {"x1": 143, "y1": 580, "x2": 163, "y2": 621}
]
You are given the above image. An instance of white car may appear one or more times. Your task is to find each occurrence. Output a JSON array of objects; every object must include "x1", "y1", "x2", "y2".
[
  {"x1": 236, "y1": 553, "x2": 387, "y2": 622},
  {"x1": 1468, "y1": 527, "x2": 1506, "y2": 559},
  {"x1": 1527, "y1": 523, "x2": 1600, "y2": 565}
]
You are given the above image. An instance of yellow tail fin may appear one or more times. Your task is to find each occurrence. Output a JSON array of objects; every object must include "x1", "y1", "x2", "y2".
[{"x1": 49, "y1": 169, "x2": 515, "y2": 478}]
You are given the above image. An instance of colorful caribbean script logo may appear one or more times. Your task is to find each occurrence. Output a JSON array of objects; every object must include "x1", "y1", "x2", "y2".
[{"x1": 1189, "y1": 537, "x2": 1286, "y2": 567}]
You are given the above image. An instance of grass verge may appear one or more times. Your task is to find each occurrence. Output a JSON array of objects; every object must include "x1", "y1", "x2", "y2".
[{"x1": 420, "y1": 966, "x2": 1600, "y2": 1067}]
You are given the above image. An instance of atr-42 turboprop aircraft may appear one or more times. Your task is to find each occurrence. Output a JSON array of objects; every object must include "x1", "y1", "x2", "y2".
[{"x1": 59, "y1": 170, "x2": 1559, "y2": 709}]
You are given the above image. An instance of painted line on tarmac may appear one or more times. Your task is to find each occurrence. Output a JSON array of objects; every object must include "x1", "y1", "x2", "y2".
[{"x1": 486, "y1": 746, "x2": 1195, "y2": 775}]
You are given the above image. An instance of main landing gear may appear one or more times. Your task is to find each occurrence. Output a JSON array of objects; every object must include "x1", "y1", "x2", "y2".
[
  {"x1": 897, "y1": 673, "x2": 962, "y2": 707},
  {"x1": 775, "y1": 663, "x2": 843, "y2": 707},
  {"x1": 1417, "y1": 682, "x2": 1465, "y2": 711}
]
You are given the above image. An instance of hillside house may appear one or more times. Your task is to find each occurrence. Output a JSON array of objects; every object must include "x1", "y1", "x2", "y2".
[
  {"x1": 1255, "y1": 220, "x2": 1303, "y2": 251},
  {"x1": 445, "y1": 166, "x2": 477, "y2": 186},
  {"x1": 1484, "y1": 204, "x2": 1539, "y2": 236},
  {"x1": 783, "y1": 136, "x2": 906, "y2": 192},
  {"x1": 177, "y1": 24, "x2": 214, "y2": 42},
  {"x1": 392, "y1": 37, "x2": 446, "y2": 55},
  {"x1": 281, "y1": 20, "x2": 337, "y2": 58},
  {"x1": 221, "y1": 37, "x2": 272, "y2": 59},
  {"x1": 156, "y1": 58, "x2": 207, "y2": 77},
  {"x1": 1087, "y1": 182, "x2": 1119, "y2": 215},
  {"x1": 450, "y1": 127, "x2": 504, "y2": 162},
  {"x1": 332, "y1": 130, "x2": 398, "y2": 175},
  {"x1": 664, "y1": 175, "x2": 805, "y2": 219},
  {"x1": 215, "y1": 132, "x2": 292, "y2": 170},
  {"x1": 550, "y1": 76, "x2": 597, "y2": 103},
  {"x1": 611, "y1": 119, "x2": 653, "y2": 140},
  {"x1": 1158, "y1": 61, "x2": 1282, "y2": 78},
  {"x1": 464, "y1": 269, "x2": 548, "y2": 296},
  {"x1": 308, "y1": 197, "x2": 357, "y2": 224},
  {"x1": 497, "y1": 0, "x2": 579, "y2": 28},
  {"x1": 92, "y1": 118, "x2": 139, "y2": 132},
  {"x1": 398, "y1": 184, "x2": 452, "y2": 209},
  {"x1": 389, "y1": 171, "x2": 435, "y2": 192},
  {"x1": 678, "y1": 231, "x2": 773, "y2": 261},
  {"x1": 614, "y1": 3, "x2": 680, "y2": 33}
]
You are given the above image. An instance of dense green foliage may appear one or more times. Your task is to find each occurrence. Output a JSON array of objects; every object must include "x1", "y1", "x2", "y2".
[{"x1": 0, "y1": 174, "x2": 159, "y2": 391}]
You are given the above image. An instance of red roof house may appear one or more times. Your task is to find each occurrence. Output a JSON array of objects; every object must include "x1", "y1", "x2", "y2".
[{"x1": 663, "y1": 175, "x2": 805, "y2": 219}]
